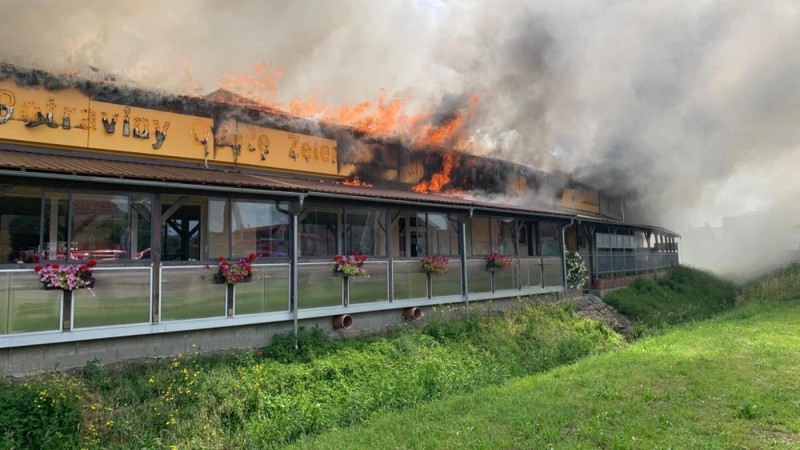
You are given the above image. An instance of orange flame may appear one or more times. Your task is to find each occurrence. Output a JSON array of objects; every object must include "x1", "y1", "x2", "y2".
[
  {"x1": 343, "y1": 176, "x2": 373, "y2": 187},
  {"x1": 218, "y1": 64, "x2": 480, "y2": 150},
  {"x1": 412, "y1": 153, "x2": 455, "y2": 194}
]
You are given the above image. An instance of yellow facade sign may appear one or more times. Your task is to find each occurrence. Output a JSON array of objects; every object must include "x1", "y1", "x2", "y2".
[
  {"x1": 0, "y1": 80, "x2": 339, "y2": 176},
  {"x1": 212, "y1": 118, "x2": 337, "y2": 175},
  {"x1": 560, "y1": 187, "x2": 600, "y2": 213},
  {"x1": 0, "y1": 80, "x2": 90, "y2": 149}
]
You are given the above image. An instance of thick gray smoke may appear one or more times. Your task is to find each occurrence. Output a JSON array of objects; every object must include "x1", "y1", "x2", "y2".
[{"x1": 2, "y1": 0, "x2": 799, "y2": 279}]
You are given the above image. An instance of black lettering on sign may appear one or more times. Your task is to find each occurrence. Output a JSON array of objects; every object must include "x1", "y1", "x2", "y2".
[
  {"x1": 20, "y1": 101, "x2": 40, "y2": 122},
  {"x1": 133, "y1": 117, "x2": 149, "y2": 139},
  {"x1": 288, "y1": 133, "x2": 299, "y2": 161},
  {"x1": 301, "y1": 142, "x2": 312, "y2": 162},
  {"x1": 80, "y1": 108, "x2": 96, "y2": 131},
  {"x1": 151, "y1": 119, "x2": 170, "y2": 150},
  {"x1": 0, "y1": 89, "x2": 15, "y2": 124},
  {"x1": 319, "y1": 145, "x2": 330, "y2": 163},
  {"x1": 62, "y1": 107, "x2": 74, "y2": 129},
  {"x1": 258, "y1": 135, "x2": 270, "y2": 160}
]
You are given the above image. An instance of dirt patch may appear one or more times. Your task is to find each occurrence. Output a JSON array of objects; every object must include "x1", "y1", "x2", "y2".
[{"x1": 573, "y1": 294, "x2": 635, "y2": 340}]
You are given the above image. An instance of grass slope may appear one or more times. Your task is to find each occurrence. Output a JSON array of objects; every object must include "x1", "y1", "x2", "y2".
[
  {"x1": 292, "y1": 302, "x2": 800, "y2": 448},
  {"x1": 603, "y1": 265, "x2": 737, "y2": 335}
]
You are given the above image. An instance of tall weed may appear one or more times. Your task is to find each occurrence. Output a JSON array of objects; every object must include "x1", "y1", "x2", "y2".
[{"x1": 739, "y1": 263, "x2": 800, "y2": 303}]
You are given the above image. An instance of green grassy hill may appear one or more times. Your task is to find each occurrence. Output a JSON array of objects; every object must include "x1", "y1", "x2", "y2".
[{"x1": 290, "y1": 267, "x2": 800, "y2": 449}]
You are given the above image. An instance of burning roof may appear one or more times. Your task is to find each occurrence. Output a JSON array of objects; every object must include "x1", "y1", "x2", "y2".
[{"x1": 0, "y1": 62, "x2": 619, "y2": 219}]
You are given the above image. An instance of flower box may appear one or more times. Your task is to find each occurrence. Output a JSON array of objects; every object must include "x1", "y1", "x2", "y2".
[
  {"x1": 213, "y1": 254, "x2": 256, "y2": 285},
  {"x1": 213, "y1": 273, "x2": 252, "y2": 285},
  {"x1": 333, "y1": 251, "x2": 368, "y2": 278},
  {"x1": 35, "y1": 260, "x2": 97, "y2": 295},
  {"x1": 420, "y1": 254, "x2": 449, "y2": 276},
  {"x1": 485, "y1": 253, "x2": 513, "y2": 271}
]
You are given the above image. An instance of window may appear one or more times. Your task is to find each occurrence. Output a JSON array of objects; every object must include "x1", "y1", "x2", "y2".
[
  {"x1": 428, "y1": 213, "x2": 460, "y2": 256},
  {"x1": 299, "y1": 206, "x2": 339, "y2": 257},
  {"x1": 163, "y1": 195, "x2": 205, "y2": 261},
  {"x1": 345, "y1": 207, "x2": 386, "y2": 256},
  {"x1": 232, "y1": 200, "x2": 289, "y2": 258},
  {"x1": 0, "y1": 187, "x2": 42, "y2": 264},
  {"x1": 392, "y1": 210, "x2": 427, "y2": 257},
  {"x1": 518, "y1": 221, "x2": 539, "y2": 256},
  {"x1": 493, "y1": 219, "x2": 515, "y2": 254},
  {"x1": 540, "y1": 222, "x2": 561, "y2": 256},
  {"x1": 71, "y1": 193, "x2": 131, "y2": 260},
  {"x1": 469, "y1": 216, "x2": 491, "y2": 256}
]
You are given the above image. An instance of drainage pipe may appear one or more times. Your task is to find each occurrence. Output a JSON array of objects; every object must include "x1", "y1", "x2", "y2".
[{"x1": 287, "y1": 195, "x2": 307, "y2": 349}]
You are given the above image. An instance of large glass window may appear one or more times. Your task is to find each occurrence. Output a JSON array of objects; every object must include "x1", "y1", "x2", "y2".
[
  {"x1": 42, "y1": 192, "x2": 69, "y2": 261},
  {"x1": 429, "y1": 213, "x2": 460, "y2": 256},
  {"x1": 163, "y1": 195, "x2": 205, "y2": 262},
  {"x1": 345, "y1": 207, "x2": 386, "y2": 256},
  {"x1": 38, "y1": 191, "x2": 151, "y2": 262},
  {"x1": 469, "y1": 216, "x2": 491, "y2": 256},
  {"x1": 0, "y1": 187, "x2": 42, "y2": 264},
  {"x1": 299, "y1": 206, "x2": 339, "y2": 257},
  {"x1": 469, "y1": 216, "x2": 518, "y2": 256},
  {"x1": 518, "y1": 221, "x2": 539, "y2": 256},
  {"x1": 207, "y1": 198, "x2": 229, "y2": 259},
  {"x1": 540, "y1": 222, "x2": 562, "y2": 256},
  {"x1": 391, "y1": 210, "x2": 427, "y2": 257},
  {"x1": 232, "y1": 200, "x2": 289, "y2": 258},
  {"x1": 493, "y1": 219, "x2": 515, "y2": 255},
  {"x1": 71, "y1": 193, "x2": 130, "y2": 260}
]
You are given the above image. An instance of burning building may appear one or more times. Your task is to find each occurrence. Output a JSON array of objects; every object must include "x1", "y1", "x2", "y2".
[{"x1": 0, "y1": 64, "x2": 678, "y2": 373}]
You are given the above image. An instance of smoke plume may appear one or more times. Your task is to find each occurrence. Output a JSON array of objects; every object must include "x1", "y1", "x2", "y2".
[{"x1": 2, "y1": 0, "x2": 799, "y2": 279}]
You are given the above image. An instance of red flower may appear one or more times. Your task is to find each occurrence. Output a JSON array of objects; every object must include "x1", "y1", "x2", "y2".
[
  {"x1": 34, "y1": 265, "x2": 43, "y2": 273},
  {"x1": 87, "y1": 260, "x2": 97, "y2": 267},
  {"x1": 51, "y1": 264, "x2": 60, "y2": 269},
  {"x1": 218, "y1": 256, "x2": 225, "y2": 263},
  {"x1": 249, "y1": 253, "x2": 257, "y2": 261},
  {"x1": 79, "y1": 265, "x2": 88, "y2": 271}
]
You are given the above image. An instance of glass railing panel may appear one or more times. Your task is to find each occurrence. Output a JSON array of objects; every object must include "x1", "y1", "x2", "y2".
[
  {"x1": 349, "y1": 261, "x2": 389, "y2": 304},
  {"x1": 73, "y1": 268, "x2": 151, "y2": 328},
  {"x1": 392, "y1": 260, "x2": 428, "y2": 300},
  {"x1": 235, "y1": 264, "x2": 290, "y2": 315},
  {"x1": 467, "y1": 259, "x2": 492, "y2": 294},
  {"x1": 1, "y1": 270, "x2": 61, "y2": 334},
  {"x1": 519, "y1": 258, "x2": 543, "y2": 289},
  {"x1": 493, "y1": 262, "x2": 518, "y2": 291},
  {"x1": 161, "y1": 266, "x2": 226, "y2": 321},
  {"x1": 431, "y1": 259, "x2": 462, "y2": 297},
  {"x1": 298, "y1": 263, "x2": 343, "y2": 309},
  {"x1": 542, "y1": 257, "x2": 564, "y2": 288}
]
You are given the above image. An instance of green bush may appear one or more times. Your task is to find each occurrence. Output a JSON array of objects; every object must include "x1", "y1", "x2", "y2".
[{"x1": 603, "y1": 265, "x2": 737, "y2": 335}]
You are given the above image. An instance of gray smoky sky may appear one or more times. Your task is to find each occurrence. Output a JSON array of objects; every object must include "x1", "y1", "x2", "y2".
[{"x1": 2, "y1": 0, "x2": 799, "y2": 278}]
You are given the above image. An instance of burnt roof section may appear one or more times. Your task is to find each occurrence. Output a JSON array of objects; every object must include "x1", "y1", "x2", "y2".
[
  {"x1": 0, "y1": 146, "x2": 681, "y2": 236},
  {"x1": 0, "y1": 146, "x2": 572, "y2": 215}
]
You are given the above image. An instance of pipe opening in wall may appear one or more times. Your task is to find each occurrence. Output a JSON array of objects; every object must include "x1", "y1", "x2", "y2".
[
  {"x1": 403, "y1": 307, "x2": 423, "y2": 321},
  {"x1": 332, "y1": 314, "x2": 353, "y2": 329}
]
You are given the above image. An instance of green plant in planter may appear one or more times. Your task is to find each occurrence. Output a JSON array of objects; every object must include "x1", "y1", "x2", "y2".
[{"x1": 566, "y1": 251, "x2": 588, "y2": 288}]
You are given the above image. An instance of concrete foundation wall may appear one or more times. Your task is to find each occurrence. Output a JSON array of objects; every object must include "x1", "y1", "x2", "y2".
[{"x1": 0, "y1": 296, "x2": 557, "y2": 377}]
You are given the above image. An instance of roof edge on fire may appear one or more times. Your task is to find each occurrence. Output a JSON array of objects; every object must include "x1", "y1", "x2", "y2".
[{"x1": 0, "y1": 145, "x2": 680, "y2": 237}]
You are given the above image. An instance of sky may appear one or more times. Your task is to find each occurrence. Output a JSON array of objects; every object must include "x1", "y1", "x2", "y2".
[{"x1": 2, "y1": 0, "x2": 799, "y2": 277}]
